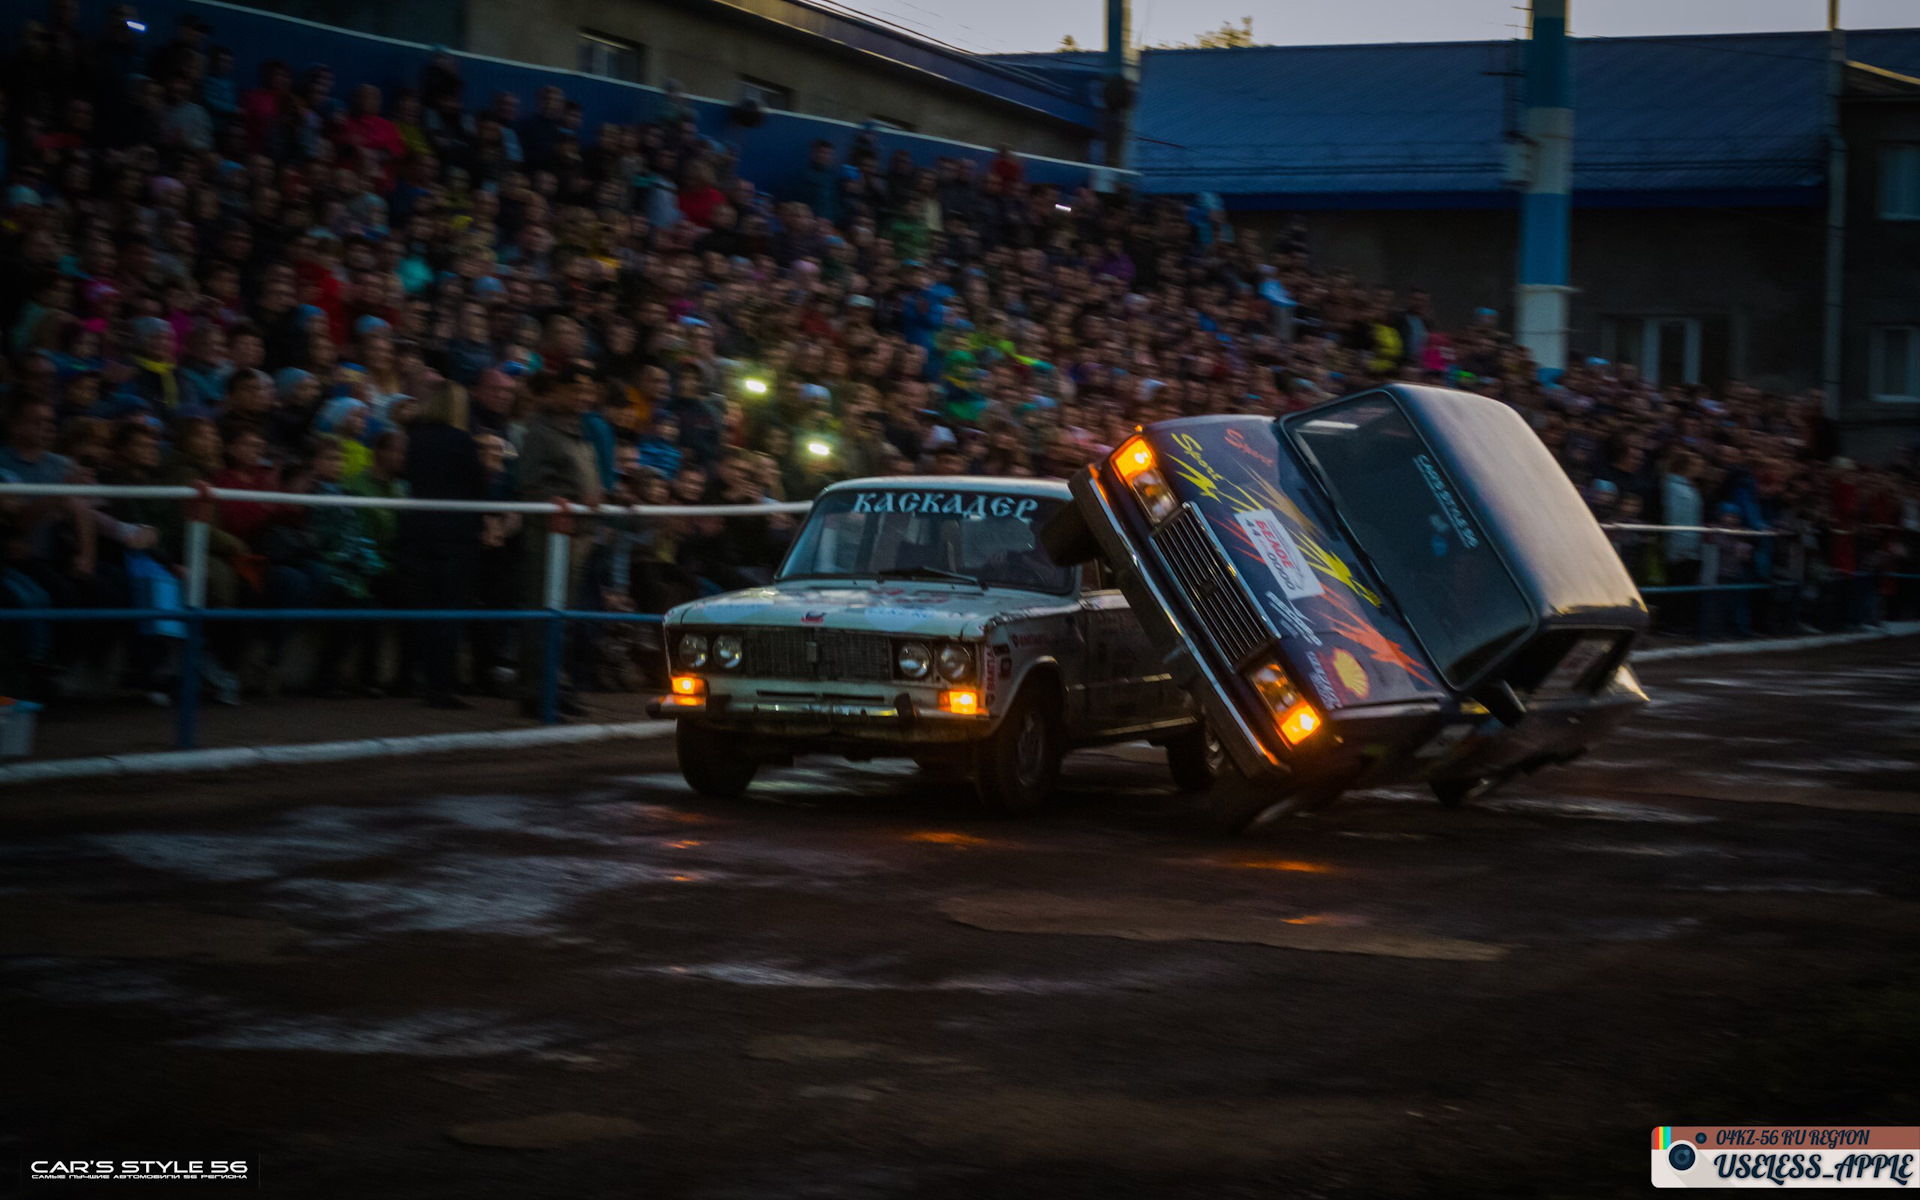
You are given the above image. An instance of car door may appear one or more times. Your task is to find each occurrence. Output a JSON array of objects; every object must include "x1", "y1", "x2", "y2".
[{"x1": 1078, "y1": 561, "x2": 1169, "y2": 730}]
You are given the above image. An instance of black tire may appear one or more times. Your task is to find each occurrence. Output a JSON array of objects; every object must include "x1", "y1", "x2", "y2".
[
  {"x1": 1431, "y1": 770, "x2": 1511, "y2": 809},
  {"x1": 676, "y1": 719, "x2": 758, "y2": 800},
  {"x1": 973, "y1": 686, "x2": 1062, "y2": 814},
  {"x1": 1039, "y1": 499, "x2": 1099, "y2": 568},
  {"x1": 1203, "y1": 766, "x2": 1342, "y2": 834},
  {"x1": 1166, "y1": 722, "x2": 1227, "y2": 793},
  {"x1": 1206, "y1": 771, "x2": 1297, "y2": 834}
]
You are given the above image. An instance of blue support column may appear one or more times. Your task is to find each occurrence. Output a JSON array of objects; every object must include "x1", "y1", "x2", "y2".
[
  {"x1": 1516, "y1": 0, "x2": 1574, "y2": 375},
  {"x1": 1098, "y1": 0, "x2": 1138, "y2": 179}
]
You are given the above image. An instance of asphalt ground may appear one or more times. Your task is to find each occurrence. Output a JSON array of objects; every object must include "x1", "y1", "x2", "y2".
[{"x1": 1, "y1": 638, "x2": 1917, "y2": 1197}]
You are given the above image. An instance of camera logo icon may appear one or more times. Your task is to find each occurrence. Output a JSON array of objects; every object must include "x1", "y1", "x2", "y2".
[{"x1": 1668, "y1": 1143, "x2": 1698, "y2": 1171}]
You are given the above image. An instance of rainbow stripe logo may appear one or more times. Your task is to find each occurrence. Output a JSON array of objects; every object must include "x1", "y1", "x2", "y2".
[{"x1": 1658, "y1": 1127, "x2": 1674, "y2": 1149}]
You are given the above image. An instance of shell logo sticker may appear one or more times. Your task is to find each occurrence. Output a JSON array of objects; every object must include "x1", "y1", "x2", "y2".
[{"x1": 1331, "y1": 649, "x2": 1370, "y2": 700}]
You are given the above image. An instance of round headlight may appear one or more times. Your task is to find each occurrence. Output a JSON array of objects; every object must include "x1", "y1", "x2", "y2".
[
  {"x1": 936, "y1": 643, "x2": 972, "y2": 681},
  {"x1": 677, "y1": 633, "x2": 709, "y2": 669},
  {"x1": 897, "y1": 642, "x2": 931, "y2": 679},
  {"x1": 713, "y1": 634, "x2": 743, "y2": 670}
]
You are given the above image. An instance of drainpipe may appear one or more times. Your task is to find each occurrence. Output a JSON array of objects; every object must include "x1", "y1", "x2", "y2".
[
  {"x1": 1515, "y1": 0, "x2": 1573, "y2": 375},
  {"x1": 1823, "y1": 0, "x2": 1846, "y2": 424}
]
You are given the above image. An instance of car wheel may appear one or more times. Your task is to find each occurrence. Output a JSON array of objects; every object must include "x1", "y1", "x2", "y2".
[
  {"x1": 1038, "y1": 499, "x2": 1099, "y2": 567},
  {"x1": 1431, "y1": 770, "x2": 1512, "y2": 809},
  {"x1": 1166, "y1": 722, "x2": 1228, "y2": 792},
  {"x1": 676, "y1": 719, "x2": 758, "y2": 800},
  {"x1": 973, "y1": 688, "x2": 1061, "y2": 814},
  {"x1": 1204, "y1": 767, "x2": 1343, "y2": 834},
  {"x1": 1207, "y1": 773, "x2": 1296, "y2": 834}
]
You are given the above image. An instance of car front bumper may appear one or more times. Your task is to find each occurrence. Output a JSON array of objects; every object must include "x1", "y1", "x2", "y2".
[{"x1": 648, "y1": 682, "x2": 992, "y2": 744}]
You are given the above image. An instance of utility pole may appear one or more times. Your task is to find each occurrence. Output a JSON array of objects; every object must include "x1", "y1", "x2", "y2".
[
  {"x1": 1823, "y1": 0, "x2": 1846, "y2": 423},
  {"x1": 1515, "y1": 0, "x2": 1574, "y2": 375},
  {"x1": 1099, "y1": 0, "x2": 1139, "y2": 180}
]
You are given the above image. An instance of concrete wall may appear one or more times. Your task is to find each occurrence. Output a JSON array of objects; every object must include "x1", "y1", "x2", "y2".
[
  {"x1": 1239, "y1": 203, "x2": 1825, "y2": 394},
  {"x1": 1840, "y1": 95, "x2": 1920, "y2": 460},
  {"x1": 461, "y1": 0, "x2": 1091, "y2": 160}
]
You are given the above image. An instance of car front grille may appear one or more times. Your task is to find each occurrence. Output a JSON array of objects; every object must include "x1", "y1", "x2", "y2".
[
  {"x1": 1151, "y1": 505, "x2": 1274, "y2": 671},
  {"x1": 742, "y1": 629, "x2": 895, "y2": 681}
]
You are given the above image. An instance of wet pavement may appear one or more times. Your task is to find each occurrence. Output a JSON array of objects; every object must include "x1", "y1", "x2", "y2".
[{"x1": 2, "y1": 639, "x2": 1917, "y2": 1197}]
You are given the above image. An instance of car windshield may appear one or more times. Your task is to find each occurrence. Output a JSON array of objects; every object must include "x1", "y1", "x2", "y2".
[
  {"x1": 1288, "y1": 395, "x2": 1532, "y2": 685},
  {"x1": 779, "y1": 487, "x2": 1076, "y2": 595}
]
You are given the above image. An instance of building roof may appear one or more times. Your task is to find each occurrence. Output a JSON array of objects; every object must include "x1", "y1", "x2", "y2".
[
  {"x1": 697, "y1": 0, "x2": 1099, "y2": 129},
  {"x1": 999, "y1": 29, "x2": 1920, "y2": 205}
]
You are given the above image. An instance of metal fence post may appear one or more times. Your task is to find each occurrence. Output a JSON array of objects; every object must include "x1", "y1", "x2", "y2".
[
  {"x1": 541, "y1": 518, "x2": 571, "y2": 725},
  {"x1": 175, "y1": 511, "x2": 211, "y2": 750}
]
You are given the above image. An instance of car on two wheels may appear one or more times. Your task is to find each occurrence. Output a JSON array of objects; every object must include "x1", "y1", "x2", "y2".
[{"x1": 1042, "y1": 384, "x2": 1651, "y2": 829}]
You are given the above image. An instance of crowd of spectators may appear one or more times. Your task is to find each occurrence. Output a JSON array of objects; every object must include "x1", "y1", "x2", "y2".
[{"x1": 1, "y1": 2, "x2": 1916, "y2": 713}]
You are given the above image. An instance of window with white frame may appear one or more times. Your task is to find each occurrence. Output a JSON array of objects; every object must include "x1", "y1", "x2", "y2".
[
  {"x1": 1870, "y1": 326, "x2": 1919, "y2": 402},
  {"x1": 1880, "y1": 143, "x2": 1920, "y2": 220},
  {"x1": 739, "y1": 77, "x2": 793, "y2": 111},
  {"x1": 578, "y1": 30, "x2": 644, "y2": 84}
]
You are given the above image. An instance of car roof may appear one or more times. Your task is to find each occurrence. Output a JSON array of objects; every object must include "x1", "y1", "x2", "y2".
[{"x1": 819, "y1": 475, "x2": 1071, "y2": 500}]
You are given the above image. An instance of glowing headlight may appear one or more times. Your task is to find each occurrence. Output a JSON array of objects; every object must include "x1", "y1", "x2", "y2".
[
  {"x1": 897, "y1": 642, "x2": 931, "y2": 679},
  {"x1": 1247, "y1": 662, "x2": 1322, "y2": 746},
  {"x1": 936, "y1": 643, "x2": 973, "y2": 682},
  {"x1": 677, "y1": 632, "x2": 709, "y2": 669},
  {"x1": 713, "y1": 634, "x2": 743, "y2": 669},
  {"x1": 1247, "y1": 662, "x2": 1300, "y2": 712},
  {"x1": 1113, "y1": 435, "x2": 1177, "y2": 523}
]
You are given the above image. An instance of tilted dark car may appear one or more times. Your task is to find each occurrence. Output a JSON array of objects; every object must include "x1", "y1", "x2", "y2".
[{"x1": 1043, "y1": 384, "x2": 1650, "y2": 829}]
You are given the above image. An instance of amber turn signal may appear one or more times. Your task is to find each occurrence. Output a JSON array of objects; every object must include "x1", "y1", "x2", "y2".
[
  {"x1": 939, "y1": 689, "x2": 980, "y2": 715},
  {"x1": 1278, "y1": 700, "x2": 1321, "y2": 745},
  {"x1": 1114, "y1": 436, "x2": 1155, "y2": 481},
  {"x1": 671, "y1": 676, "x2": 706, "y2": 697}
]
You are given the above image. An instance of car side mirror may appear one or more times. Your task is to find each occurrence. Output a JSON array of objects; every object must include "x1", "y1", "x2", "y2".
[{"x1": 1472, "y1": 680, "x2": 1527, "y2": 728}]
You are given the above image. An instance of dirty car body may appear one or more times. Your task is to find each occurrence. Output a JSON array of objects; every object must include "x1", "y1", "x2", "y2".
[
  {"x1": 1048, "y1": 384, "x2": 1649, "y2": 822},
  {"x1": 653, "y1": 476, "x2": 1198, "y2": 809}
]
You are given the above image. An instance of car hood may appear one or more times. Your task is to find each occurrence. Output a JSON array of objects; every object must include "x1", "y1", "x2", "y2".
[
  {"x1": 1134, "y1": 416, "x2": 1449, "y2": 711},
  {"x1": 668, "y1": 581, "x2": 1067, "y2": 639}
]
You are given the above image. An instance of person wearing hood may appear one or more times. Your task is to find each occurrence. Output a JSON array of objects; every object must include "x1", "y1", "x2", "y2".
[
  {"x1": 314, "y1": 394, "x2": 375, "y2": 480},
  {"x1": 176, "y1": 324, "x2": 231, "y2": 415},
  {"x1": 267, "y1": 367, "x2": 321, "y2": 457},
  {"x1": 635, "y1": 410, "x2": 682, "y2": 480},
  {"x1": 128, "y1": 317, "x2": 180, "y2": 413}
]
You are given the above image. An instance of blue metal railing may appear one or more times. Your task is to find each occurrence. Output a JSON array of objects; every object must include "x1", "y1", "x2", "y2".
[
  {"x1": 0, "y1": 483, "x2": 808, "y2": 748},
  {"x1": 0, "y1": 484, "x2": 1912, "y2": 754}
]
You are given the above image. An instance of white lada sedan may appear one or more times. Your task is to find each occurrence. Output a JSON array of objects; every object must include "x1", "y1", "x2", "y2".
[{"x1": 650, "y1": 476, "x2": 1213, "y2": 811}]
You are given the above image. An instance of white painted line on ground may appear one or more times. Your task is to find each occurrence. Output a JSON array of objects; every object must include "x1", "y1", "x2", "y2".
[
  {"x1": 1634, "y1": 622, "x2": 1920, "y2": 663},
  {"x1": 0, "y1": 720, "x2": 677, "y2": 787}
]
